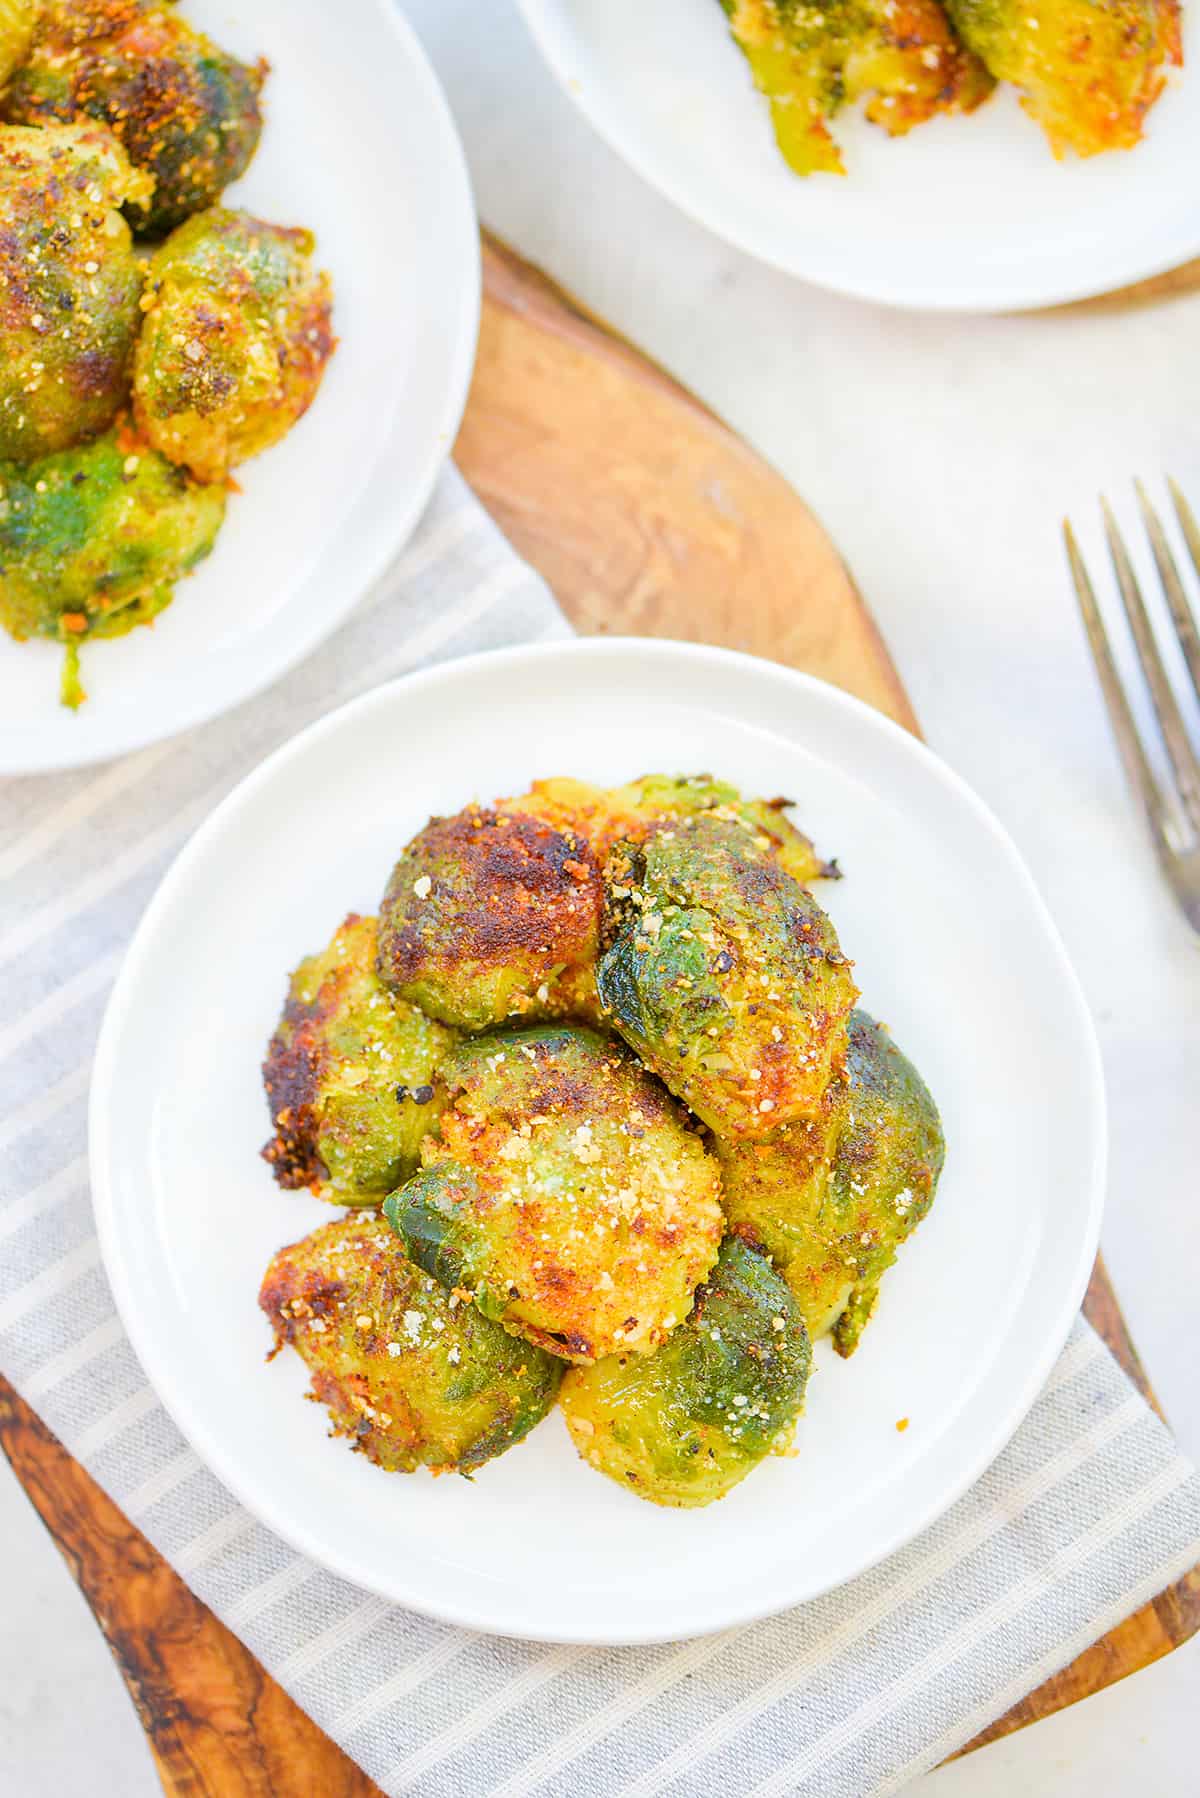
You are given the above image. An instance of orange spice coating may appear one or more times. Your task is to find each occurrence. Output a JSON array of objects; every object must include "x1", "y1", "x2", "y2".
[{"x1": 376, "y1": 806, "x2": 605, "y2": 1032}]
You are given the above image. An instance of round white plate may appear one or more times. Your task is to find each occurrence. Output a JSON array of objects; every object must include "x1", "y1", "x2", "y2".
[
  {"x1": 0, "y1": 0, "x2": 479, "y2": 774},
  {"x1": 91, "y1": 639, "x2": 1105, "y2": 1644},
  {"x1": 518, "y1": 0, "x2": 1198, "y2": 312}
]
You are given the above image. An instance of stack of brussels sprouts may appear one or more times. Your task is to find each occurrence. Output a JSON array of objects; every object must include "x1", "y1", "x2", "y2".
[
  {"x1": 0, "y1": 0, "x2": 334, "y2": 705},
  {"x1": 259, "y1": 773, "x2": 945, "y2": 1509}
]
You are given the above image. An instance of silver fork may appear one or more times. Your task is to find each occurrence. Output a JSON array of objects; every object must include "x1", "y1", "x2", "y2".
[{"x1": 1064, "y1": 480, "x2": 1200, "y2": 933}]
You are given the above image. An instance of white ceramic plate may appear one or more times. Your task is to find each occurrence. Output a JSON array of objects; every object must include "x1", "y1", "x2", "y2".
[
  {"x1": 0, "y1": 0, "x2": 479, "y2": 775},
  {"x1": 518, "y1": 0, "x2": 1198, "y2": 312},
  {"x1": 91, "y1": 639, "x2": 1105, "y2": 1644}
]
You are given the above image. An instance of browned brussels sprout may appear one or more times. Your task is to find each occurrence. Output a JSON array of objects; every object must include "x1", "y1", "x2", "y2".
[
  {"x1": 259, "y1": 1213, "x2": 562, "y2": 1475},
  {"x1": 0, "y1": 427, "x2": 225, "y2": 706},
  {"x1": 718, "y1": 1009, "x2": 944, "y2": 1354},
  {"x1": 560, "y1": 1237, "x2": 811, "y2": 1507},
  {"x1": 943, "y1": 0, "x2": 1180, "y2": 156},
  {"x1": 384, "y1": 1025, "x2": 724, "y2": 1364},
  {"x1": 597, "y1": 813, "x2": 857, "y2": 1139},
  {"x1": 0, "y1": 0, "x2": 35, "y2": 85},
  {"x1": 0, "y1": 122, "x2": 150, "y2": 462},
  {"x1": 722, "y1": 0, "x2": 993, "y2": 177},
  {"x1": 261, "y1": 913, "x2": 457, "y2": 1207},
  {"x1": 133, "y1": 207, "x2": 334, "y2": 483},
  {"x1": 501, "y1": 771, "x2": 835, "y2": 886},
  {"x1": 376, "y1": 806, "x2": 605, "y2": 1033},
  {"x1": 4, "y1": 0, "x2": 267, "y2": 238}
]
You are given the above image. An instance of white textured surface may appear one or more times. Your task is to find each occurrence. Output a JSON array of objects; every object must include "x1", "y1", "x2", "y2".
[{"x1": 3, "y1": 0, "x2": 1200, "y2": 1790}]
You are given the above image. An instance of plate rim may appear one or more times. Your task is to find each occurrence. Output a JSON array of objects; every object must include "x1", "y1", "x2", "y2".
[
  {"x1": 515, "y1": 0, "x2": 1198, "y2": 314},
  {"x1": 0, "y1": 0, "x2": 481, "y2": 777},
  {"x1": 89, "y1": 636, "x2": 1108, "y2": 1644}
]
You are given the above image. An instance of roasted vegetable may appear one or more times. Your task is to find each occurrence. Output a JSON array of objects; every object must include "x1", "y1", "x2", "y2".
[
  {"x1": 0, "y1": 426, "x2": 225, "y2": 705},
  {"x1": 384, "y1": 1025, "x2": 724, "y2": 1364},
  {"x1": 721, "y1": 0, "x2": 993, "y2": 177},
  {"x1": 261, "y1": 914, "x2": 457, "y2": 1206},
  {"x1": 0, "y1": 0, "x2": 35, "y2": 85},
  {"x1": 943, "y1": 0, "x2": 1180, "y2": 156},
  {"x1": 560, "y1": 1237, "x2": 811, "y2": 1507},
  {"x1": 133, "y1": 207, "x2": 334, "y2": 483},
  {"x1": 717, "y1": 1009, "x2": 944, "y2": 1354},
  {"x1": 502, "y1": 771, "x2": 834, "y2": 886},
  {"x1": 597, "y1": 813, "x2": 857, "y2": 1138},
  {"x1": 0, "y1": 122, "x2": 150, "y2": 462},
  {"x1": 4, "y1": 0, "x2": 266, "y2": 237},
  {"x1": 376, "y1": 806, "x2": 604, "y2": 1032},
  {"x1": 259, "y1": 1214, "x2": 562, "y2": 1475}
]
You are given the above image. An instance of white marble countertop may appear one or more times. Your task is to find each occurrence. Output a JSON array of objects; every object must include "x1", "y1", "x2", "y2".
[{"x1": 3, "y1": 3, "x2": 1199, "y2": 1791}]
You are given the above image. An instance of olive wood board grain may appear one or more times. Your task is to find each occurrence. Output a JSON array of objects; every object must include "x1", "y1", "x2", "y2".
[
  {"x1": 1, "y1": 230, "x2": 1196, "y2": 1798},
  {"x1": 1056, "y1": 256, "x2": 1200, "y2": 314}
]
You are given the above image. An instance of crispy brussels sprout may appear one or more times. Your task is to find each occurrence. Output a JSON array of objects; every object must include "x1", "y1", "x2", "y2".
[
  {"x1": 260, "y1": 1214, "x2": 562, "y2": 1475},
  {"x1": 0, "y1": 427, "x2": 225, "y2": 705},
  {"x1": 0, "y1": 123, "x2": 151, "y2": 462},
  {"x1": 376, "y1": 806, "x2": 605, "y2": 1033},
  {"x1": 560, "y1": 1237, "x2": 811, "y2": 1507},
  {"x1": 597, "y1": 814, "x2": 857, "y2": 1139},
  {"x1": 722, "y1": 0, "x2": 993, "y2": 177},
  {"x1": 261, "y1": 914, "x2": 457, "y2": 1207},
  {"x1": 717, "y1": 1009, "x2": 945, "y2": 1354},
  {"x1": 133, "y1": 207, "x2": 334, "y2": 483},
  {"x1": 943, "y1": 0, "x2": 1180, "y2": 156},
  {"x1": 502, "y1": 772, "x2": 834, "y2": 886},
  {"x1": 0, "y1": 0, "x2": 35, "y2": 85},
  {"x1": 384, "y1": 1025, "x2": 724, "y2": 1364},
  {"x1": 4, "y1": 0, "x2": 266, "y2": 238}
]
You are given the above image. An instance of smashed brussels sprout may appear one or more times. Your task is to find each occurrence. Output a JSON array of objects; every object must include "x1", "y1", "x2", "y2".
[
  {"x1": 943, "y1": 0, "x2": 1180, "y2": 157},
  {"x1": 721, "y1": 0, "x2": 992, "y2": 177},
  {"x1": 718, "y1": 1009, "x2": 944, "y2": 1354},
  {"x1": 376, "y1": 806, "x2": 605, "y2": 1032},
  {"x1": 0, "y1": 123, "x2": 151, "y2": 461},
  {"x1": 4, "y1": 0, "x2": 266, "y2": 238},
  {"x1": 262, "y1": 914, "x2": 457, "y2": 1206},
  {"x1": 502, "y1": 771, "x2": 834, "y2": 886},
  {"x1": 0, "y1": 0, "x2": 35, "y2": 86},
  {"x1": 133, "y1": 207, "x2": 334, "y2": 483},
  {"x1": 384, "y1": 1025, "x2": 724, "y2": 1364},
  {"x1": 597, "y1": 813, "x2": 858, "y2": 1139},
  {"x1": 260, "y1": 1214, "x2": 562, "y2": 1474},
  {"x1": 560, "y1": 1237, "x2": 811, "y2": 1507},
  {"x1": 0, "y1": 428, "x2": 225, "y2": 705}
]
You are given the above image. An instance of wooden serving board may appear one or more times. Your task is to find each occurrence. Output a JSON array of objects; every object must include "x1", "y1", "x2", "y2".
[
  {"x1": 1061, "y1": 257, "x2": 1200, "y2": 313},
  {"x1": 1, "y1": 232, "x2": 1196, "y2": 1798}
]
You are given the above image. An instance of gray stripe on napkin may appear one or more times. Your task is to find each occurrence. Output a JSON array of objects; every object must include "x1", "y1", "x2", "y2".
[{"x1": 1, "y1": 467, "x2": 1198, "y2": 1798}]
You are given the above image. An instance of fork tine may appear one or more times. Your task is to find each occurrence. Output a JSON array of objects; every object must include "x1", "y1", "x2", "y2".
[
  {"x1": 1063, "y1": 520, "x2": 1173, "y2": 844},
  {"x1": 1165, "y1": 474, "x2": 1200, "y2": 697},
  {"x1": 1101, "y1": 497, "x2": 1200, "y2": 824}
]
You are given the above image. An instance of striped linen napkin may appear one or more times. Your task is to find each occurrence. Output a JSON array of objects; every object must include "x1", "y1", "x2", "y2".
[{"x1": 3, "y1": 468, "x2": 1199, "y2": 1798}]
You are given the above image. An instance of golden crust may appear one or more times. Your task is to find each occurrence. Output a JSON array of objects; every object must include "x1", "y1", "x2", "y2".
[
  {"x1": 725, "y1": 0, "x2": 993, "y2": 177},
  {"x1": 390, "y1": 1026, "x2": 725, "y2": 1363},
  {"x1": 945, "y1": 0, "x2": 1181, "y2": 156},
  {"x1": 376, "y1": 806, "x2": 604, "y2": 1031},
  {"x1": 259, "y1": 1213, "x2": 561, "y2": 1474}
]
